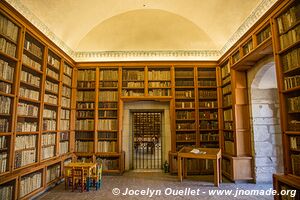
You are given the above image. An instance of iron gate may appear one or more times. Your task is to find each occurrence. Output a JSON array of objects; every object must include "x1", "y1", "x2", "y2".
[{"x1": 132, "y1": 112, "x2": 162, "y2": 169}]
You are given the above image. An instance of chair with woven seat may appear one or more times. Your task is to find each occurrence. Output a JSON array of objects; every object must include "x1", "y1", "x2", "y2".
[
  {"x1": 72, "y1": 167, "x2": 88, "y2": 192},
  {"x1": 87, "y1": 163, "x2": 102, "y2": 191}
]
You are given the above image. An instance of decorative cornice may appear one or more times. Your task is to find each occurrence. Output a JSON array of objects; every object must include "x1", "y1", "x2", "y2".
[
  {"x1": 74, "y1": 50, "x2": 220, "y2": 62},
  {"x1": 220, "y1": 0, "x2": 278, "y2": 54},
  {"x1": 5, "y1": 0, "x2": 278, "y2": 62}
]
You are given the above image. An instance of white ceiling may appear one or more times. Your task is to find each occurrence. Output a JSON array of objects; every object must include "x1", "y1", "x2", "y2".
[{"x1": 7, "y1": 0, "x2": 278, "y2": 61}]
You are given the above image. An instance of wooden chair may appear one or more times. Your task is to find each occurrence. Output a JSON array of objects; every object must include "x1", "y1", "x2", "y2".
[
  {"x1": 87, "y1": 164, "x2": 102, "y2": 191},
  {"x1": 72, "y1": 167, "x2": 88, "y2": 192}
]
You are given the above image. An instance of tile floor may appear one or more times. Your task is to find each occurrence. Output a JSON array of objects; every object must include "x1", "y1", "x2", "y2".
[{"x1": 35, "y1": 171, "x2": 275, "y2": 200}]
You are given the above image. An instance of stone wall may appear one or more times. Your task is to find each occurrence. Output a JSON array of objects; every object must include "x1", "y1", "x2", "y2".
[{"x1": 247, "y1": 56, "x2": 283, "y2": 183}]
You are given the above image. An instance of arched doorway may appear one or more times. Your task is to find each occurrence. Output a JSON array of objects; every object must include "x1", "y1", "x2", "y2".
[{"x1": 247, "y1": 57, "x2": 283, "y2": 183}]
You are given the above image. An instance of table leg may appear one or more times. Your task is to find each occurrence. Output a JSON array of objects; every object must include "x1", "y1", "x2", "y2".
[
  {"x1": 184, "y1": 158, "x2": 187, "y2": 178},
  {"x1": 178, "y1": 156, "x2": 182, "y2": 182},
  {"x1": 213, "y1": 160, "x2": 219, "y2": 187},
  {"x1": 219, "y1": 158, "x2": 222, "y2": 183}
]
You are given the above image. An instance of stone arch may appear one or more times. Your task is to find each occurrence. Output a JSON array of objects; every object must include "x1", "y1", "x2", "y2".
[{"x1": 247, "y1": 56, "x2": 283, "y2": 183}]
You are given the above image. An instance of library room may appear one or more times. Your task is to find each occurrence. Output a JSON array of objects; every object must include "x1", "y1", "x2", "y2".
[{"x1": 0, "y1": 0, "x2": 299, "y2": 199}]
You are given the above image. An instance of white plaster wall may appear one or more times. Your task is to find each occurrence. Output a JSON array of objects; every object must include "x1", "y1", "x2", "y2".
[{"x1": 122, "y1": 101, "x2": 171, "y2": 171}]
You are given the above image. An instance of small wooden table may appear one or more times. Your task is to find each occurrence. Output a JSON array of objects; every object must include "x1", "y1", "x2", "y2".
[{"x1": 177, "y1": 147, "x2": 222, "y2": 187}]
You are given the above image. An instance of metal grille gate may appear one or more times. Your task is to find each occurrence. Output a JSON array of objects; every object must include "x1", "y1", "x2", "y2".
[{"x1": 132, "y1": 112, "x2": 162, "y2": 169}]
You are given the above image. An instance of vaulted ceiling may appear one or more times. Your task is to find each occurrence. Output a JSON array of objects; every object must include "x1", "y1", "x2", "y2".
[{"x1": 6, "y1": 0, "x2": 278, "y2": 61}]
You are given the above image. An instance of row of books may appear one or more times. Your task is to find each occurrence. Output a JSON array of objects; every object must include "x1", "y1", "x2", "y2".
[
  {"x1": 20, "y1": 171, "x2": 42, "y2": 197},
  {"x1": 47, "y1": 54, "x2": 60, "y2": 70},
  {"x1": 59, "y1": 141, "x2": 69, "y2": 154},
  {"x1": 0, "y1": 183, "x2": 13, "y2": 200},
  {"x1": 222, "y1": 84, "x2": 232, "y2": 94},
  {"x1": 77, "y1": 102, "x2": 95, "y2": 109},
  {"x1": 98, "y1": 132, "x2": 117, "y2": 139},
  {"x1": 99, "y1": 80, "x2": 118, "y2": 87},
  {"x1": 22, "y1": 54, "x2": 42, "y2": 71},
  {"x1": 123, "y1": 81, "x2": 144, "y2": 87},
  {"x1": 222, "y1": 76, "x2": 231, "y2": 85},
  {"x1": 16, "y1": 121, "x2": 38, "y2": 132},
  {"x1": 284, "y1": 75, "x2": 300, "y2": 90},
  {"x1": 43, "y1": 120, "x2": 56, "y2": 131},
  {"x1": 77, "y1": 70, "x2": 96, "y2": 81},
  {"x1": 46, "y1": 67, "x2": 59, "y2": 80},
  {"x1": 21, "y1": 70, "x2": 40, "y2": 87},
  {"x1": 77, "y1": 91, "x2": 95, "y2": 101},
  {"x1": 77, "y1": 110, "x2": 94, "y2": 118},
  {"x1": 14, "y1": 149, "x2": 36, "y2": 168},
  {"x1": 77, "y1": 81, "x2": 95, "y2": 88},
  {"x1": 122, "y1": 90, "x2": 144, "y2": 96},
  {"x1": 42, "y1": 146, "x2": 55, "y2": 160},
  {"x1": 0, "y1": 152, "x2": 7, "y2": 173},
  {"x1": 0, "y1": 59, "x2": 14, "y2": 82},
  {"x1": 200, "y1": 133, "x2": 219, "y2": 141},
  {"x1": 282, "y1": 47, "x2": 300, "y2": 72},
  {"x1": 17, "y1": 102, "x2": 39, "y2": 117},
  {"x1": 176, "y1": 122, "x2": 195, "y2": 130},
  {"x1": 64, "y1": 63, "x2": 72, "y2": 76},
  {"x1": 175, "y1": 90, "x2": 194, "y2": 98},
  {"x1": 96, "y1": 158, "x2": 119, "y2": 170},
  {"x1": 222, "y1": 158, "x2": 232, "y2": 174},
  {"x1": 199, "y1": 90, "x2": 217, "y2": 98},
  {"x1": 19, "y1": 87, "x2": 39, "y2": 101},
  {"x1": 224, "y1": 121, "x2": 233, "y2": 130},
  {"x1": 198, "y1": 80, "x2": 216, "y2": 87},
  {"x1": 62, "y1": 86, "x2": 71, "y2": 98},
  {"x1": 224, "y1": 109, "x2": 233, "y2": 121},
  {"x1": 148, "y1": 70, "x2": 170, "y2": 80},
  {"x1": 199, "y1": 111, "x2": 218, "y2": 120},
  {"x1": 175, "y1": 70, "x2": 193, "y2": 78},
  {"x1": 148, "y1": 81, "x2": 170, "y2": 87},
  {"x1": 24, "y1": 39, "x2": 43, "y2": 59},
  {"x1": 46, "y1": 164, "x2": 61, "y2": 183},
  {"x1": 291, "y1": 154, "x2": 300, "y2": 176},
  {"x1": 176, "y1": 133, "x2": 196, "y2": 141},
  {"x1": 199, "y1": 100, "x2": 218, "y2": 108},
  {"x1": 243, "y1": 40, "x2": 253, "y2": 55},
  {"x1": 100, "y1": 70, "x2": 118, "y2": 80},
  {"x1": 198, "y1": 70, "x2": 215, "y2": 78},
  {"x1": 99, "y1": 91, "x2": 118, "y2": 101},
  {"x1": 0, "y1": 81, "x2": 11, "y2": 94},
  {"x1": 43, "y1": 108, "x2": 57, "y2": 119},
  {"x1": 60, "y1": 132, "x2": 69, "y2": 141},
  {"x1": 122, "y1": 70, "x2": 144, "y2": 81},
  {"x1": 15, "y1": 135, "x2": 37, "y2": 150},
  {"x1": 98, "y1": 119, "x2": 117, "y2": 130},
  {"x1": 61, "y1": 109, "x2": 70, "y2": 119},
  {"x1": 279, "y1": 25, "x2": 300, "y2": 50},
  {"x1": 256, "y1": 25, "x2": 271, "y2": 44},
  {"x1": 0, "y1": 95, "x2": 11, "y2": 114},
  {"x1": 148, "y1": 89, "x2": 171, "y2": 96},
  {"x1": 0, "y1": 13, "x2": 19, "y2": 42},
  {"x1": 0, "y1": 37, "x2": 16, "y2": 57},
  {"x1": 224, "y1": 131, "x2": 234, "y2": 140},
  {"x1": 176, "y1": 111, "x2": 195, "y2": 120},
  {"x1": 44, "y1": 93, "x2": 58, "y2": 104},
  {"x1": 276, "y1": 3, "x2": 300, "y2": 34},
  {"x1": 99, "y1": 110, "x2": 117, "y2": 118},
  {"x1": 60, "y1": 120, "x2": 70, "y2": 130},
  {"x1": 62, "y1": 97, "x2": 71, "y2": 108},
  {"x1": 42, "y1": 133, "x2": 56, "y2": 146},
  {"x1": 45, "y1": 80, "x2": 58, "y2": 94},
  {"x1": 75, "y1": 141, "x2": 93, "y2": 152},
  {"x1": 287, "y1": 96, "x2": 300, "y2": 112},
  {"x1": 223, "y1": 94, "x2": 232, "y2": 107},
  {"x1": 175, "y1": 101, "x2": 194, "y2": 108},
  {"x1": 99, "y1": 102, "x2": 117, "y2": 109},
  {"x1": 224, "y1": 141, "x2": 235, "y2": 155},
  {"x1": 221, "y1": 62, "x2": 230, "y2": 78},
  {"x1": 97, "y1": 141, "x2": 116, "y2": 152},
  {"x1": 0, "y1": 136, "x2": 7, "y2": 149},
  {"x1": 75, "y1": 131, "x2": 93, "y2": 140},
  {"x1": 290, "y1": 136, "x2": 300, "y2": 150},
  {"x1": 63, "y1": 74, "x2": 72, "y2": 86},
  {"x1": 76, "y1": 119, "x2": 94, "y2": 130},
  {"x1": 199, "y1": 121, "x2": 218, "y2": 129},
  {"x1": 0, "y1": 119, "x2": 9, "y2": 132},
  {"x1": 175, "y1": 80, "x2": 194, "y2": 86}
]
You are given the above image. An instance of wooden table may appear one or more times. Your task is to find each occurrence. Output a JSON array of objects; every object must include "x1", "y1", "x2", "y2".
[{"x1": 177, "y1": 147, "x2": 222, "y2": 187}]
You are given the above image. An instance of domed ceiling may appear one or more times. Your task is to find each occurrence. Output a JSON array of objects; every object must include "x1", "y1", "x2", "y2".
[{"x1": 6, "y1": 0, "x2": 278, "y2": 61}]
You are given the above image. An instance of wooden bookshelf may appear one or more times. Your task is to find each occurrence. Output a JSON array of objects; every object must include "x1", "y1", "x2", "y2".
[{"x1": 272, "y1": 0, "x2": 300, "y2": 196}]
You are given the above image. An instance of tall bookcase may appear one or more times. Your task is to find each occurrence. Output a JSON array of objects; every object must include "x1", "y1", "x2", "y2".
[
  {"x1": 0, "y1": 2, "x2": 75, "y2": 199},
  {"x1": 272, "y1": 0, "x2": 300, "y2": 198}
]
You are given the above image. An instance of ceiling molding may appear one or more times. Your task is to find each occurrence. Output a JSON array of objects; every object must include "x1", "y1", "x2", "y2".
[{"x1": 6, "y1": 0, "x2": 278, "y2": 62}]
